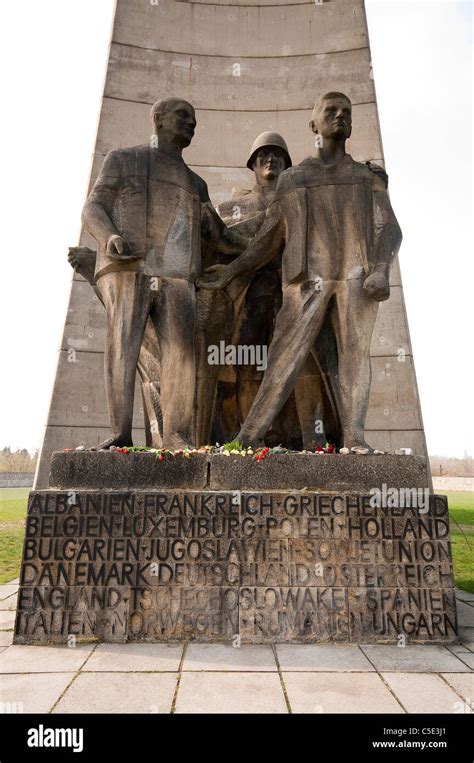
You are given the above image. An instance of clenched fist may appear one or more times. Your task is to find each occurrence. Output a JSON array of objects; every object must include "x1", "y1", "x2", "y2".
[
  {"x1": 363, "y1": 269, "x2": 390, "y2": 301},
  {"x1": 106, "y1": 234, "x2": 136, "y2": 261}
]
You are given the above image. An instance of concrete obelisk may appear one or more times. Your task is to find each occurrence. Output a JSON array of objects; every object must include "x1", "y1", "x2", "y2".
[{"x1": 35, "y1": 0, "x2": 429, "y2": 487}]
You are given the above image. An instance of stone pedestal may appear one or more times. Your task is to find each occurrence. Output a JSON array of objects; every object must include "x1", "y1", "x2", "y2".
[
  {"x1": 14, "y1": 452, "x2": 457, "y2": 645},
  {"x1": 48, "y1": 451, "x2": 432, "y2": 492}
]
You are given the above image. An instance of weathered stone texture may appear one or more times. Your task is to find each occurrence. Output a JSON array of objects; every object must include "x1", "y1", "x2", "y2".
[
  {"x1": 14, "y1": 487, "x2": 456, "y2": 645},
  {"x1": 35, "y1": 0, "x2": 429, "y2": 486},
  {"x1": 48, "y1": 451, "x2": 430, "y2": 492}
]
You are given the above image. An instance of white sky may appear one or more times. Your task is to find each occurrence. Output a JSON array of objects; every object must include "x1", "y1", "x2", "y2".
[{"x1": 0, "y1": 0, "x2": 472, "y2": 457}]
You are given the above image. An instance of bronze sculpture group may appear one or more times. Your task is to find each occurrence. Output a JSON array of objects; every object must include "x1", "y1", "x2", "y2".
[{"x1": 69, "y1": 92, "x2": 402, "y2": 453}]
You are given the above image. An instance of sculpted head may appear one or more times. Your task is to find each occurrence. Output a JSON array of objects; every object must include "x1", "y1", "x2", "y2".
[
  {"x1": 246, "y1": 132, "x2": 292, "y2": 186},
  {"x1": 310, "y1": 92, "x2": 352, "y2": 141},
  {"x1": 151, "y1": 98, "x2": 196, "y2": 148},
  {"x1": 252, "y1": 148, "x2": 288, "y2": 183}
]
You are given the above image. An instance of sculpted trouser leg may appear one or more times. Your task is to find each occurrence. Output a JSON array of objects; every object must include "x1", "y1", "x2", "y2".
[
  {"x1": 70, "y1": 251, "x2": 163, "y2": 446},
  {"x1": 294, "y1": 357, "x2": 326, "y2": 449},
  {"x1": 331, "y1": 278, "x2": 379, "y2": 449},
  {"x1": 98, "y1": 272, "x2": 151, "y2": 444},
  {"x1": 149, "y1": 278, "x2": 196, "y2": 448},
  {"x1": 238, "y1": 281, "x2": 335, "y2": 445},
  {"x1": 236, "y1": 270, "x2": 276, "y2": 424}
]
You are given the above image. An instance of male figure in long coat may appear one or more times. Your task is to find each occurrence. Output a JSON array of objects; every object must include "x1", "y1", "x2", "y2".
[
  {"x1": 82, "y1": 97, "x2": 246, "y2": 450},
  {"x1": 199, "y1": 92, "x2": 402, "y2": 451},
  {"x1": 67, "y1": 246, "x2": 164, "y2": 447}
]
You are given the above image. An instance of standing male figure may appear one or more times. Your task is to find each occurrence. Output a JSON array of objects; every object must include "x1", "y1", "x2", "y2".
[
  {"x1": 82, "y1": 97, "x2": 246, "y2": 450},
  {"x1": 199, "y1": 92, "x2": 402, "y2": 451},
  {"x1": 67, "y1": 245, "x2": 164, "y2": 448},
  {"x1": 195, "y1": 132, "x2": 291, "y2": 445},
  {"x1": 215, "y1": 132, "x2": 296, "y2": 442},
  {"x1": 214, "y1": 131, "x2": 332, "y2": 449}
]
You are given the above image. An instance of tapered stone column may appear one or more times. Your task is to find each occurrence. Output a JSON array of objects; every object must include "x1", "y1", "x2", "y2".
[{"x1": 35, "y1": 0, "x2": 430, "y2": 487}]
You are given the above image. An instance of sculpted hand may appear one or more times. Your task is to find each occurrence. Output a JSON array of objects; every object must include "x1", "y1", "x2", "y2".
[
  {"x1": 196, "y1": 264, "x2": 236, "y2": 290},
  {"x1": 68, "y1": 246, "x2": 95, "y2": 267},
  {"x1": 106, "y1": 234, "x2": 137, "y2": 261},
  {"x1": 67, "y1": 246, "x2": 97, "y2": 284},
  {"x1": 363, "y1": 270, "x2": 390, "y2": 301},
  {"x1": 67, "y1": 247, "x2": 82, "y2": 269}
]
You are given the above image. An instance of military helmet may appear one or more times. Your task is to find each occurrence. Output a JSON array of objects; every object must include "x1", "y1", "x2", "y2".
[{"x1": 246, "y1": 131, "x2": 292, "y2": 170}]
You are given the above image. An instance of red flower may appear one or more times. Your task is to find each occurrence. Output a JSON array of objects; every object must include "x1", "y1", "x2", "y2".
[
  {"x1": 254, "y1": 446, "x2": 271, "y2": 462},
  {"x1": 325, "y1": 444, "x2": 335, "y2": 454}
]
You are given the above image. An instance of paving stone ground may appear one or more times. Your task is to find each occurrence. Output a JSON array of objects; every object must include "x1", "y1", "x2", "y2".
[{"x1": 0, "y1": 582, "x2": 472, "y2": 714}]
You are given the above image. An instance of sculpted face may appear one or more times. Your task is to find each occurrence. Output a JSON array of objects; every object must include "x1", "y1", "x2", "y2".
[
  {"x1": 155, "y1": 100, "x2": 196, "y2": 148},
  {"x1": 253, "y1": 147, "x2": 287, "y2": 182},
  {"x1": 311, "y1": 96, "x2": 352, "y2": 141}
]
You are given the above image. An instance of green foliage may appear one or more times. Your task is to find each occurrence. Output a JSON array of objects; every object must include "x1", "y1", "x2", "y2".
[
  {"x1": 447, "y1": 491, "x2": 474, "y2": 593},
  {"x1": 0, "y1": 488, "x2": 27, "y2": 585},
  {"x1": 0, "y1": 449, "x2": 37, "y2": 473},
  {"x1": 122, "y1": 446, "x2": 154, "y2": 452},
  {"x1": 0, "y1": 529, "x2": 24, "y2": 585},
  {"x1": 222, "y1": 441, "x2": 244, "y2": 453}
]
